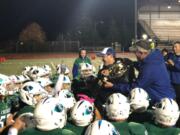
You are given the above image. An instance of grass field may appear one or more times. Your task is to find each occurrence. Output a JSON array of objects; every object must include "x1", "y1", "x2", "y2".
[
  {"x1": 0, "y1": 53, "x2": 136, "y2": 77},
  {"x1": 0, "y1": 57, "x2": 102, "y2": 77}
]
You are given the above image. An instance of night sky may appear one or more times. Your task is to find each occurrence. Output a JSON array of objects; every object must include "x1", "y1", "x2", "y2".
[{"x1": 0, "y1": 0, "x2": 134, "y2": 41}]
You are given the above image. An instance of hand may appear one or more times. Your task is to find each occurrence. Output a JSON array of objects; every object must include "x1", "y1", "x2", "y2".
[
  {"x1": 101, "y1": 69, "x2": 109, "y2": 76},
  {"x1": 167, "y1": 59, "x2": 175, "y2": 66},
  {"x1": 6, "y1": 114, "x2": 15, "y2": 126},
  {"x1": 103, "y1": 81, "x2": 113, "y2": 88},
  {"x1": 12, "y1": 118, "x2": 25, "y2": 131}
]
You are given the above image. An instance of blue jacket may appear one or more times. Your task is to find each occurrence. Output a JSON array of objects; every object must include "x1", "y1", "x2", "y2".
[
  {"x1": 167, "y1": 53, "x2": 180, "y2": 84},
  {"x1": 113, "y1": 49, "x2": 176, "y2": 104}
]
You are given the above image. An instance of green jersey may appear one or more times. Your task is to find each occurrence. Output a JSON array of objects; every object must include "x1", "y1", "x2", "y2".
[
  {"x1": 15, "y1": 105, "x2": 34, "y2": 118},
  {"x1": 128, "y1": 110, "x2": 154, "y2": 124},
  {"x1": 50, "y1": 74, "x2": 59, "y2": 84},
  {"x1": 8, "y1": 92, "x2": 21, "y2": 113},
  {"x1": 19, "y1": 127, "x2": 76, "y2": 135},
  {"x1": 63, "y1": 122, "x2": 87, "y2": 135},
  {"x1": 144, "y1": 121, "x2": 180, "y2": 135},
  {"x1": 0, "y1": 99, "x2": 11, "y2": 128},
  {"x1": 112, "y1": 121, "x2": 148, "y2": 135}
]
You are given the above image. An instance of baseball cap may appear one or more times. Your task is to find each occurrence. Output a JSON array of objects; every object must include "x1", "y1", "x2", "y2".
[
  {"x1": 130, "y1": 40, "x2": 152, "y2": 52},
  {"x1": 97, "y1": 47, "x2": 116, "y2": 57}
]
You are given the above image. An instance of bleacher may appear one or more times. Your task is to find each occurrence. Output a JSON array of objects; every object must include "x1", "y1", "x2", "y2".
[{"x1": 139, "y1": 6, "x2": 180, "y2": 41}]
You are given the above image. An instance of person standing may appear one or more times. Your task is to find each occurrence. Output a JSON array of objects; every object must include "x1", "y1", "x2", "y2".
[
  {"x1": 103, "y1": 40, "x2": 176, "y2": 105},
  {"x1": 166, "y1": 41, "x2": 180, "y2": 104},
  {"x1": 166, "y1": 41, "x2": 180, "y2": 127},
  {"x1": 95, "y1": 47, "x2": 135, "y2": 118},
  {"x1": 72, "y1": 48, "x2": 91, "y2": 79}
]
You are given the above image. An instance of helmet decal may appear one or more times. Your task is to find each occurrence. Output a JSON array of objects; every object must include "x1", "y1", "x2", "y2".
[
  {"x1": 77, "y1": 100, "x2": 84, "y2": 109},
  {"x1": 84, "y1": 106, "x2": 93, "y2": 116},
  {"x1": 24, "y1": 86, "x2": 33, "y2": 91},
  {"x1": 54, "y1": 104, "x2": 64, "y2": 113},
  {"x1": 98, "y1": 120, "x2": 102, "y2": 129}
]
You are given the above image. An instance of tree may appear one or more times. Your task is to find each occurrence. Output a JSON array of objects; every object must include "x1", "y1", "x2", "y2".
[{"x1": 19, "y1": 22, "x2": 46, "y2": 44}]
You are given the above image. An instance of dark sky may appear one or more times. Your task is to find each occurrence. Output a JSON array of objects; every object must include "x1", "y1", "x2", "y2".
[{"x1": 0, "y1": 0, "x2": 134, "y2": 41}]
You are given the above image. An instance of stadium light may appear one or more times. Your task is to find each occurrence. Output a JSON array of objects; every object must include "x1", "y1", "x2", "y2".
[
  {"x1": 148, "y1": 39, "x2": 153, "y2": 42},
  {"x1": 167, "y1": 5, "x2": 171, "y2": 9},
  {"x1": 142, "y1": 34, "x2": 148, "y2": 40}
]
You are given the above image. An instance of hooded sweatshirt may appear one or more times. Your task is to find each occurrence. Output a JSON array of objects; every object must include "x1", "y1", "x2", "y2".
[{"x1": 113, "y1": 49, "x2": 176, "y2": 104}]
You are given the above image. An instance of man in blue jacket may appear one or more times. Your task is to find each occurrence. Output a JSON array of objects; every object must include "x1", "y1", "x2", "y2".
[
  {"x1": 166, "y1": 41, "x2": 180, "y2": 103},
  {"x1": 166, "y1": 41, "x2": 180, "y2": 128},
  {"x1": 103, "y1": 40, "x2": 176, "y2": 105}
]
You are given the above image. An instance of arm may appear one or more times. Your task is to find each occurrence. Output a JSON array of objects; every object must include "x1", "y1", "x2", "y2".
[
  {"x1": 112, "y1": 65, "x2": 152, "y2": 93},
  {"x1": 55, "y1": 74, "x2": 64, "y2": 93},
  {"x1": 8, "y1": 117, "x2": 25, "y2": 135},
  {"x1": 133, "y1": 61, "x2": 141, "y2": 71},
  {"x1": 0, "y1": 114, "x2": 14, "y2": 134},
  {"x1": 167, "y1": 59, "x2": 180, "y2": 71}
]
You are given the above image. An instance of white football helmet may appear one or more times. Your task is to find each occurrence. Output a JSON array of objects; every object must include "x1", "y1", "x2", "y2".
[
  {"x1": 85, "y1": 120, "x2": 120, "y2": 135},
  {"x1": 34, "y1": 97, "x2": 67, "y2": 131},
  {"x1": 9, "y1": 75, "x2": 30, "y2": 84},
  {"x1": 0, "y1": 74, "x2": 14, "y2": 94},
  {"x1": 71, "y1": 100, "x2": 94, "y2": 126},
  {"x1": 0, "y1": 86, "x2": 7, "y2": 96},
  {"x1": 0, "y1": 74, "x2": 11, "y2": 86},
  {"x1": 21, "y1": 75, "x2": 31, "y2": 82},
  {"x1": 105, "y1": 93, "x2": 130, "y2": 120},
  {"x1": 35, "y1": 78, "x2": 53, "y2": 88},
  {"x1": 63, "y1": 76, "x2": 71, "y2": 84},
  {"x1": 56, "y1": 90, "x2": 76, "y2": 110},
  {"x1": 29, "y1": 66, "x2": 38, "y2": 73},
  {"x1": 43, "y1": 65, "x2": 52, "y2": 74},
  {"x1": 9, "y1": 75, "x2": 20, "y2": 84},
  {"x1": 153, "y1": 98, "x2": 180, "y2": 127},
  {"x1": 22, "y1": 66, "x2": 31, "y2": 75},
  {"x1": 29, "y1": 67, "x2": 48, "y2": 79},
  {"x1": 56, "y1": 64, "x2": 70, "y2": 75},
  {"x1": 129, "y1": 88, "x2": 150, "y2": 112},
  {"x1": 20, "y1": 81, "x2": 48, "y2": 106},
  {"x1": 80, "y1": 63, "x2": 93, "y2": 78}
]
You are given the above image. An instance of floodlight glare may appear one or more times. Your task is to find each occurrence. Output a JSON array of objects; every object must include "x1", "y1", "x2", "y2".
[
  {"x1": 167, "y1": 5, "x2": 171, "y2": 9},
  {"x1": 142, "y1": 34, "x2": 148, "y2": 40}
]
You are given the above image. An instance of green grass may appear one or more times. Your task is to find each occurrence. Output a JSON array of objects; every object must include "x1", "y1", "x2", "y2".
[
  {"x1": 0, "y1": 52, "x2": 136, "y2": 77},
  {"x1": 0, "y1": 58, "x2": 102, "y2": 76}
]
